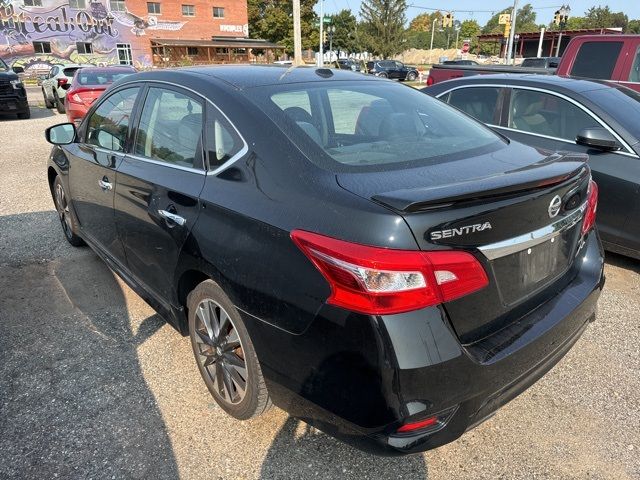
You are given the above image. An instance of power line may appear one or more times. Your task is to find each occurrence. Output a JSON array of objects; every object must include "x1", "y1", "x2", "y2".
[{"x1": 406, "y1": 4, "x2": 563, "y2": 13}]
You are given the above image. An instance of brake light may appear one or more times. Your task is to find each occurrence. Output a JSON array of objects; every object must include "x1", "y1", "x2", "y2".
[
  {"x1": 57, "y1": 78, "x2": 68, "y2": 87},
  {"x1": 581, "y1": 179, "x2": 598, "y2": 235},
  {"x1": 291, "y1": 230, "x2": 488, "y2": 315},
  {"x1": 397, "y1": 416, "x2": 438, "y2": 433},
  {"x1": 426, "y1": 75, "x2": 434, "y2": 86}
]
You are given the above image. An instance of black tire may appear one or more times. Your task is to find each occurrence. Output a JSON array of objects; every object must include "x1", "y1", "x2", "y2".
[
  {"x1": 55, "y1": 93, "x2": 66, "y2": 114},
  {"x1": 43, "y1": 89, "x2": 54, "y2": 109},
  {"x1": 17, "y1": 109, "x2": 30, "y2": 119},
  {"x1": 406, "y1": 71, "x2": 417, "y2": 81},
  {"x1": 52, "y1": 176, "x2": 85, "y2": 247},
  {"x1": 377, "y1": 72, "x2": 388, "y2": 78},
  {"x1": 188, "y1": 279, "x2": 272, "y2": 420}
]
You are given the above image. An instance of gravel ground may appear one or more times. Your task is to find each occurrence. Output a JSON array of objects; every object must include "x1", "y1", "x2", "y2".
[{"x1": 0, "y1": 104, "x2": 639, "y2": 479}]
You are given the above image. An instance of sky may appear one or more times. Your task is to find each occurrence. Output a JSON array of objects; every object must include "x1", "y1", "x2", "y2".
[{"x1": 315, "y1": 1, "x2": 640, "y2": 26}]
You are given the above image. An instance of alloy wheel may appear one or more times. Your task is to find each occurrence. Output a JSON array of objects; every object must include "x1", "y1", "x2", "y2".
[
  {"x1": 54, "y1": 183, "x2": 73, "y2": 239},
  {"x1": 194, "y1": 299, "x2": 248, "y2": 405}
]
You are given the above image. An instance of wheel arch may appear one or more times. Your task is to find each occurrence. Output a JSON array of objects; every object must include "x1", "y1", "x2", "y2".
[{"x1": 47, "y1": 166, "x2": 58, "y2": 194}]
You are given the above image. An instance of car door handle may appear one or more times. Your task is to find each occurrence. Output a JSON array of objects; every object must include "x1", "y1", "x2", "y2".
[
  {"x1": 158, "y1": 209, "x2": 186, "y2": 226},
  {"x1": 98, "y1": 178, "x2": 112, "y2": 191}
]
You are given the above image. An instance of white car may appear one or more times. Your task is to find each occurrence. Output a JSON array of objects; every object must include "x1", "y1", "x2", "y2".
[{"x1": 41, "y1": 63, "x2": 90, "y2": 114}]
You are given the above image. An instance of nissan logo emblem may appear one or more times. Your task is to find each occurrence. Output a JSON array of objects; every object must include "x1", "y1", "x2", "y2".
[{"x1": 548, "y1": 195, "x2": 562, "y2": 218}]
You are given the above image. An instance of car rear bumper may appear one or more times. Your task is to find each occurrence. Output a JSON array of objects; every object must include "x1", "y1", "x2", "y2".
[{"x1": 244, "y1": 230, "x2": 604, "y2": 455}]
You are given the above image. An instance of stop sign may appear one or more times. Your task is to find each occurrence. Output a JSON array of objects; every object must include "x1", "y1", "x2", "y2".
[{"x1": 462, "y1": 39, "x2": 471, "y2": 53}]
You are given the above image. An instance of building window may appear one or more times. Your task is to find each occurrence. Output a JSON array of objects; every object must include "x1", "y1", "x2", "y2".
[
  {"x1": 117, "y1": 43, "x2": 133, "y2": 65},
  {"x1": 212, "y1": 7, "x2": 224, "y2": 18},
  {"x1": 147, "y1": 2, "x2": 161, "y2": 14},
  {"x1": 187, "y1": 47, "x2": 199, "y2": 56},
  {"x1": 181, "y1": 4, "x2": 195, "y2": 16},
  {"x1": 109, "y1": 0, "x2": 126, "y2": 11},
  {"x1": 23, "y1": 0, "x2": 43, "y2": 6},
  {"x1": 33, "y1": 41, "x2": 51, "y2": 54},
  {"x1": 77, "y1": 42, "x2": 93, "y2": 54},
  {"x1": 69, "y1": 0, "x2": 86, "y2": 8}
]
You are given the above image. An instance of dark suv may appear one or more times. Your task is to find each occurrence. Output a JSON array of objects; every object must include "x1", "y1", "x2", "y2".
[
  {"x1": 0, "y1": 58, "x2": 29, "y2": 119},
  {"x1": 44, "y1": 66, "x2": 603, "y2": 455},
  {"x1": 335, "y1": 58, "x2": 362, "y2": 72},
  {"x1": 366, "y1": 60, "x2": 419, "y2": 80}
]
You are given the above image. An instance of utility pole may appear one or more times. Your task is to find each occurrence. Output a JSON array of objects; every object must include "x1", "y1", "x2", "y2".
[
  {"x1": 293, "y1": 0, "x2": 302, "y2": 65},
  {"x1": 506, "y1": 0, "x2": 518, "y2": 65},
  {"x1": 318, "y1": 0, "x2": 324, "y2": 67},
  {"x1": 430, "y1": 17, "x2": 438, "y2": 52}
]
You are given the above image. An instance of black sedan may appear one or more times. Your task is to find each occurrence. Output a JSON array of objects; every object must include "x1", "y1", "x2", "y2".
[
  {"x1": 45, "y1": 66, "x2": 603, "y2": 455},
  {"x1": 425, "y1": 74, "x2": 640, "y2": 259}
]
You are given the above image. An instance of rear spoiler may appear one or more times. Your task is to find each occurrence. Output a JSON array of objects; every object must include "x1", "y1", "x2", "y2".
[{"x1": 372, "y1": 154, "x2": 589, "y2": 213}]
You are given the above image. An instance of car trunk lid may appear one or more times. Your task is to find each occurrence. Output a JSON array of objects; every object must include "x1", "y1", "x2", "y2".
[{"x1": 337, "y1": 146, "x2": 590, "y2": 343}]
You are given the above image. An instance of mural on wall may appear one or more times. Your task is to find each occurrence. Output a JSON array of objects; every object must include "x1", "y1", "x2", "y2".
[{"x1": 0, "y1": 0, "x2": 186, "y2": 70}]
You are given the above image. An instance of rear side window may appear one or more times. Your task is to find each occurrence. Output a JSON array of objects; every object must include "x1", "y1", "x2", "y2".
[
  {"x1": 571, "y1": 41, "x2": 623, "y2": 80},
  {"x1": 135, "y1": 87, "x2": 203, "y2": 168},
  {"x1": 446, "y1": 87, "x2": 501, "y2": 125},
  {"x1": 63, "y1": 67, "x2": 81, "y2": 78},
  {"x1": 508, "y1": 89, "x2": 599, "y2": 141},
  {"x1": 629, "y1": 47, "x2": 640, "y2": 83},
  {"x1": 86, "y1": 87, "x2": 139, "y2": 151},
  {"x1": 205, "y1": 110, "x2": 245, "y2": 168}
]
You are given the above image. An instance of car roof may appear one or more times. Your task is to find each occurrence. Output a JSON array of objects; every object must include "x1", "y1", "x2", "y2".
[
  {"x1": 134, "y1": 65, "x2": 380, "y2": 89},
  {"x1": 429, "y1": 73, "x2": 616, "y2": 94}
]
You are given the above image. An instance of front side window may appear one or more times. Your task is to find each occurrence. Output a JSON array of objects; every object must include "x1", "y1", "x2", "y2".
[
  {"x1": 254, "y1": 82, "x2": 501, "y2": 170},
  {"x1": 86, "y1": 87, "x2": 140, "y2": 151},
  {"x1": 109, "y1": 0, "x2": 126, "y2": 11},
  {"x1": 508, "y1": 89, "x2": 599, "y2": 141},
  {"x1": 212, "y1": 7, "x2": 224, "y2": 18},
  {"x1": 571, "y1": 41, "x2": 623, "y2": 80},
  {"x1": 33, "y1": 41, "x2": 51, "y2": 54},
  {"x1": 445, "y1": 87, "x2": 501, "y2": 125},
  {"x1": 147, "y1": 2, "x2": 161, "y2": 14},
  {"x1": 135, "y1": 87, "x2": 203, "y2": 168},
  {"x1": 629, "y1": 47, "x2": 640, "y2": 83}
]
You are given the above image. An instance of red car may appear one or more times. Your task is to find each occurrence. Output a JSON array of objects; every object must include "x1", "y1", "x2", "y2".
[{"x1": 65, "y1": 66, "x2": 136, "y2": 124}]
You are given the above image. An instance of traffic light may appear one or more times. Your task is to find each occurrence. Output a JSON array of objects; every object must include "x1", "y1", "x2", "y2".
[
  {"x1": 442, "y1": 12, "x2": 454, "y2": 28},
  {"x1": 554, "y1": 10, "x2": 561, "y2": 25},
  {"x1": 503, "y1": 21, "x2": 511, "y2": 38}
]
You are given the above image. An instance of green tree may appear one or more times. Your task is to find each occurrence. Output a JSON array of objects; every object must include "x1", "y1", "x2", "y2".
[
  {"x1": 627, "y1": 19, "x2": 640, "y2": 34},
  {"x1": 482, "y1": 3, "x2": 537, "y2": 34},
  {"x1": 328, "y1": 10, "x2": 358, "y2": 54},
  {"x1": 406, "y1": 11, "x2": 446, "y2": 50},
  {"x1": 459, "y1": 19, "x2": 481, "y2": 51},
  {"x1": 584, "y1": 6, "x2": 627, "y2": 29},
  {"x1": 248, "y1": 0, "x2": 319, "y2": 53},
  {"x1": 360, "y1": 0, "x2": 407, "y2": 58}
]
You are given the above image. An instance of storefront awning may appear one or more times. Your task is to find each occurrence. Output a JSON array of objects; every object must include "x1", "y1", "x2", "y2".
[{"x1": 151, "y1": 38, "x2": 284, "y2": 49}]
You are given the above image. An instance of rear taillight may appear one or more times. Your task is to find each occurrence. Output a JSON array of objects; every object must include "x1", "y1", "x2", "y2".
[
  {"x1": 291, "y1": 230, "x2": 488, "y2": 315},
  {"x1": 426, "y1": 75, "x2": 434, "y2": 86},
  {"x1": 581, "y1": 179, "x2": 598, "y2": 236},
  {"x1": 57, "y1": 78, "x2": 68, "y2": 87}
]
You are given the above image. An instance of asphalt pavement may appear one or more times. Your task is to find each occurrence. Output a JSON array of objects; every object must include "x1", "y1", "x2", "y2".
[{"x1": 0, "y1": 103, "x2": 638, "y2": 479}]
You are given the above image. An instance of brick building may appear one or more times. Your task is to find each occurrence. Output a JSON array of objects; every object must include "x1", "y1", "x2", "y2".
[{"x1": 0, "y1": 0, "x2": 283, "y2": 74}]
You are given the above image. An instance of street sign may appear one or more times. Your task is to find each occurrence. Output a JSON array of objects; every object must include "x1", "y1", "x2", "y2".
[
  {"x1": 499, "y1": 13, "x2": 511, "y2": 25},
  {"x1": 323, "y1": 17, "x2": 331, "y2": 23}
]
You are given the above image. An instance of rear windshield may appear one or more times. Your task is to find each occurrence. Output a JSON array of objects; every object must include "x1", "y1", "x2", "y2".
[
  {"x1": 63, "y1": 67, "x2": 81, "y2": 77},
  {"x1": 76, "y1": 69, "x2": 134, "y2": 86},
  {"x1": 247, "y1": 81, "x2": 502, "y2": 171}
]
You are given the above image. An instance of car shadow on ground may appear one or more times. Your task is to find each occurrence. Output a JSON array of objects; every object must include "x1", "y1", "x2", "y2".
[
  {"x1": 0, "y1": 211, "x2": 179, "y2": 478},
  {"x1": 604, "y1": 251, "x2": 640, "y2": 273},
  {"x1": 0, "y1": 107, "x2": 56, "y2": 122},
  {"x1": 259, "y1": 417, "x2": 427, "y2": 479}
]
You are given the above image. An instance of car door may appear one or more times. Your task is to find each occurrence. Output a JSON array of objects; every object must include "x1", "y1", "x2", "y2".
[
  {"x1": 497, "y1": 86, "x2": 636, "y2": 247},
  {"x1": 67, "y1": 86, "x2": 140, "y2": 265},
  {"x1": 114, "y1": 84, "x2": 206, "y2": 304}
]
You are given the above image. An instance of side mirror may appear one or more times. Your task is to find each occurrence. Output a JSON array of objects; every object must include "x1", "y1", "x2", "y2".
[
  {"x1": 12, "y1": 66, "x2": 24, "y2": 74},
  {"x1": 576, "y1": 127, "x2": 621, "y2": 151},
  {"x1": 45, "y1": 123, "x2": 76, "y2": 145}
]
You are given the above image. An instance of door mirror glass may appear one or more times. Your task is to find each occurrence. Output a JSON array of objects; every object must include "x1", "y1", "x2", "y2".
[
  {"x1": 45, "y1": 123, "x2": 76, "y2": 145},
  {"x1": 12, "y1": 66, "x2": 24, "y2": 74},
  {"x1": 576, "y1": 127, "x2": 621, "y2": 151}
]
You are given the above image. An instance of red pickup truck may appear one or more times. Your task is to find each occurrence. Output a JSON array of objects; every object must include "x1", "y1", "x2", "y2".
[{"x1": 427, "y1": 35, "x2": 640, "y2": 92}]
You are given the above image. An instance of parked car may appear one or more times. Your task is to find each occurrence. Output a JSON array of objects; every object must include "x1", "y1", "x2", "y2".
[
  {"x1": 427, "y1": 34, "x2": 640, "y2": 91},
  {"x1": 45, "y1": 66, "x2": 604, "y2": 455},
  {"x1": 366, "y1": 60, "x2": 419, "y2": 80},
  {"x1": 442, "y1": 60, "x2": 479, "y2": 66},
  {"x1": 335, "y1": 58, "x2": 362, "y2": 72},
  {"x1": 41, "y1": 63, "x2": 90, "y2": 114},
  {"x1": 425, "y1": 74, "x2": 640, "y2": 259},
  {"x1": 521, "y1": 56, "x2": 561, "y2": 68},
  {"x1": 65, "y1": 66, "x2": 136, "y2": 125},
  {"x1": 0, "y1": 57, "x2": 29, "y2": 119}
]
